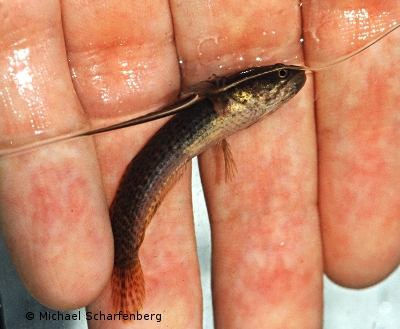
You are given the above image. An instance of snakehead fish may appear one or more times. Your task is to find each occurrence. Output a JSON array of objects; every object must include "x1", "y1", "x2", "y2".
[{"x1": 110, "y1": 63, "x2": 306, "y2": 314}]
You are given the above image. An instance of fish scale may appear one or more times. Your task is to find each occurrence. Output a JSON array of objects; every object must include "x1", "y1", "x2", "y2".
[{"x1": 109, "y1": 64, "x2": 307, "y2": 317}]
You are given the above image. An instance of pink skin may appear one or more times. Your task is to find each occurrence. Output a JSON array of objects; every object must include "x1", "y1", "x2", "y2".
[
  {"x1": 303, "y1": 0, "x2": 400, "y2": 287},
  {"x1": 0, "y1": 1, "x2": 399, "y2": 329},
  {"x1": 0, "y1": 1, "x2": 113, "y2": 310}
]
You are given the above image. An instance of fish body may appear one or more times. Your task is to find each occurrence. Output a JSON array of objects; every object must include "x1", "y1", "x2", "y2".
[{"x1": 110, "y1": 64, "x2": 306, "y2": 314}]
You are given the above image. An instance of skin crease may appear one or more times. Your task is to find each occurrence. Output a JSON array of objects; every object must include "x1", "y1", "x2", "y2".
[{"x1": 0, "y1": 2, "x2": 398, "y2": 329}]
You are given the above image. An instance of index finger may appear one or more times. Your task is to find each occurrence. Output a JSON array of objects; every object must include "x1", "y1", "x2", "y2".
[{"x1": 0, "y1": 0, "x2": 113, "y2": 309}]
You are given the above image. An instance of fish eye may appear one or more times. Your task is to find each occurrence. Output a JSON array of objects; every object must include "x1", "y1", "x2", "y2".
[{"x1": 278, "y1": 69, "x2": 288, "y2": 78}]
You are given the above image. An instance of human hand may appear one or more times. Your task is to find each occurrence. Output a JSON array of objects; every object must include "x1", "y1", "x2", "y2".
[{"x1": 0, "y1": 1, "x2": 399, "y2": 329}]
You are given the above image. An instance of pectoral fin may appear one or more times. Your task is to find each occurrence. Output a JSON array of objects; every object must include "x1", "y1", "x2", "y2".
[{"x1": 215, "y1": 139, "x2": 237, "y2": 181}]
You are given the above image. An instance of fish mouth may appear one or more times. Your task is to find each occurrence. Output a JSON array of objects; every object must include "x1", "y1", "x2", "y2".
[{"x1": 290, "y1": 70, "x2": 307, "y2": 93}]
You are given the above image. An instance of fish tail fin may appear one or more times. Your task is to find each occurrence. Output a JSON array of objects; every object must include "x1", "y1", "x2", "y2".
[{"x1": 111, "y1": 258, "x2": 145, "y2": 317}]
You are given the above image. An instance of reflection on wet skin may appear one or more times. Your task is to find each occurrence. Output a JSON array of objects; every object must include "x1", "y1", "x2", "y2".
[{"x1": 0, "y1": 24, "x2": 398, "y2": 158}]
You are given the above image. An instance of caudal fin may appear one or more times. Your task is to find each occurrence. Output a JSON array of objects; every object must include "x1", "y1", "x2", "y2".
[{"x1": 111, "y1": 258, "x2": 145, "y2": 315}]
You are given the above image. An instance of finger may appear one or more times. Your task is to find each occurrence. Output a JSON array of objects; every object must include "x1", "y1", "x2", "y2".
[
  {"x1": 0, "y1": 0, "x2": 112, "y2": 309},
  {"x1": 171, "y1": 0, "x2": 322, "y2": 328},
  {"x1": 61, "y1": 1, "x2": 202, "y2": 327},
  {"x1": 172, "y1": 0, "x2": 303, "y2": 87},
  {"x1": 303, "y1": 1, "x2": 400, "y2": 287}
]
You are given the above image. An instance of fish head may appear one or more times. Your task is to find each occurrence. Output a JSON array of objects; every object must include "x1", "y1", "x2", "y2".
[{"x1": 227, "y1": 64, "x2": 307, "y2": 110}]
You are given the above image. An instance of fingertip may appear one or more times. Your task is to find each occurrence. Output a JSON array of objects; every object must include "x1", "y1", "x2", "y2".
[
  {"x1": 25, "y1": 246, "x2": 114, "y2": 311},
  {"x1": 0, "y1": 140, "x2": 114, "y2": 311},
  {"x1": 323, "y1": 236, "x2": 400, "y2": 288},
  {"x1": 324, "y1": 265, "x2": 399, "y2": 289},
  {"x1": 9, "y1": 215, "x2": 114, "y2": 311},
  {"x1": 6, "y1": 215, "x2": 114, "y2": 312}
]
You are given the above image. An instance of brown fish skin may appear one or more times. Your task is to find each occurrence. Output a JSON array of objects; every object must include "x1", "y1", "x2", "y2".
[{"x1": 110, "y1": 64, "x2": 306, "y2": 315}]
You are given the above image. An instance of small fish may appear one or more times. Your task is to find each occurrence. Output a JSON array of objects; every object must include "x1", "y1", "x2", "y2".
[{"x1": 110, "y1": 63, "x2": 306, "y2": 315}]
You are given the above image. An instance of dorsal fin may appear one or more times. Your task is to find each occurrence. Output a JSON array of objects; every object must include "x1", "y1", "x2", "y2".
[{"x1": 181, "y1": 81, "x2": 218, "y2": 97}]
